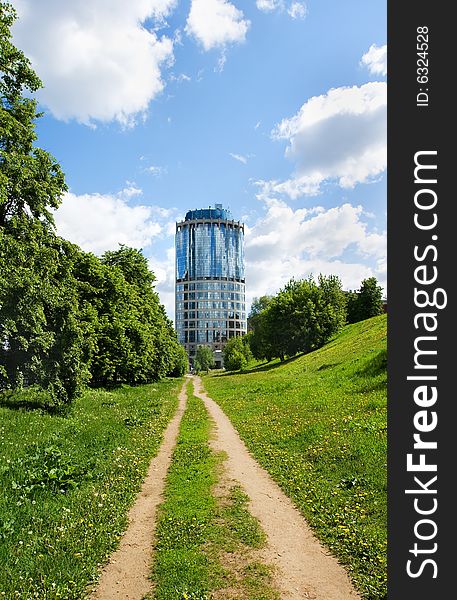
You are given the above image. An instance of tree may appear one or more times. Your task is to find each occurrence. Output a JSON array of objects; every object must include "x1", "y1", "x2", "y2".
[
  {"x1": 247, "y1": 296, "x2": 275, "y2": 362},
  {"x1": 168, "y1": 344, "x2": 188, "y2": 377},
  {"x1": 194, "y1": 346, "x2": 215, "y2": 373},
  {"x1": 1, "y1": 4, "x2": 87, "y2": 407},
  {"x1": 248, "y1": 275, "x2": 346, "y2": 362},
  {"x1": 0, "y1": 5, "x2": 186, "y2": 405},
  {"x1": 0, "y1": 3, "x2": 66, "y2": 230},
  {"x1": 347, "y1": 277, "x2": 384, "y2": 323},
  {"x1": 75, "y1": 245, "x2": 182, "y2": 387},
  {"x1": 223, "y1": 335, "x2": 252, "y2": 371},
  {"x1": 0, "y1": 225, "x2": 89, "y2": 406}
]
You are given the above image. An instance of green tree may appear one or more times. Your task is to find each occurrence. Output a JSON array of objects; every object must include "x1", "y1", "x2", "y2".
[
  {"x1": 223, "y1": 335, "x2": 252, "y2": 371},
  {"x1": 252, "y1": 275, "x2": 346, "y2": 362},
  {"x1": 247, "y1": 296, "x2": 275, "y2": 362},
  {"x1": 0, "y1": 4, "x2": 87, "y2": 407},
  {"x1": 0, "y1": 2, "x2": 66, "y2": 230},
  {"x1": 194, "y1": 346, "x2": 215, "y2": 373},
  {"x1": 347, "y1": 277, "x2": 384, "y2": 323},
  {"x1": 168, "y1": 344, "x2": 188, "y2": 377},
  {"x1": 0, "y1": 5, "x2": 186, "y2": 404},
  {"x1": 76, "y1": 245, "x2": 181, "y2": 387},
  {"x1": 0, "y1": 225, "x2": 89, "y2": 406}
]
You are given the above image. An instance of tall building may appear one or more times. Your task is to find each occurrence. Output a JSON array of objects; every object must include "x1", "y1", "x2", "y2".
[{"x1": 175, "y1": 204, "x2": 246, "y2": 368}]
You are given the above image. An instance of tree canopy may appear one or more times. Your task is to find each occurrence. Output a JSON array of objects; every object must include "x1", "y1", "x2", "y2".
[
  {"x1": 346, "y1": 277, "x2": 384, "y2": 324},
  {"x1": 223, "y1": 335, "x2": 252, "y2": 371},
  {"x1": 194, "y1": 346, "x2": 215, "y2": 373},
  {"x1": 248, "y1": 275, "x2": 347, "y2": 363},
  {"x1": 0, "y1": 5, "x2": 186, "y2": 408}
]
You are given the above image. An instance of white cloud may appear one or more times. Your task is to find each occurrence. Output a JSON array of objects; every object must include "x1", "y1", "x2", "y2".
[
  {"x1": 244, "y1": 198, "x2": 386, "y2": 306},
  {"x1": 12, "y1": 0, "x2": 176, "y2": 126},
  {"x1": 144, "y1": 165, "x2": 167, "y2": 176},
  {"x1": 229, "y1": 152, "x2": 248, "y2": 164},
  {"x1": 268, "y1": 82, "x2": 386, "y2": 197},
  {"x1": 255, "y1": 174, "x2": 323, "y2": 199},
  {"x1": 256, "y1": 0, "x2": 307, "y2": 20},
  {"x1": 361, "y1": 44, "x2": 387, "y2": 77},
  {"x1": 256, "y1": 0, "x2": 283, "y2": 12},
  {"x1": 185, "y1": 0, "x2": 250, "y2": 50},
  {"x1": 169, "y1": 72, "x2": 191, "y2": 83},
  {"x1": 215, "y1": 50, "x2": 228, "y2": 72},
  {"x1": 119, "y1": 183, "x2": 143, "y2": 198},
  {"x1": 54, "y1": 191, "x2": 163, "y2": 254},
  {"x1": 148, "y1": 247, "x2": 176, "y2": 320},
  {"x1": 287, "y1": 2, "x2": 307, "y2": 19}
]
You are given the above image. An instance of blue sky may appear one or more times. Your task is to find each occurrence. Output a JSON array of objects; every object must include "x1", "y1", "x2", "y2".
[{"x1": 12, "y1": 0, "x2": 386, "y2": 320}]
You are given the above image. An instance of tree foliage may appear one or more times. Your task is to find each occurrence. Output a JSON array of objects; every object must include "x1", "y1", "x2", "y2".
[
  {"x1": 247, "y1": 296, "x2": 274, "y2": 362},
  {"x1": 248, "y1": 275, "x2": 347, "y2": 362},
  {"x1": 68, "y1": 245, "x2": 186, "y2": 388},
  {"x1": 0, "y1": 2, "x2": 66, "y2": 230},
  {"x1": 194, "y1": 346, "x2": 215, "y2": 373},
  {"x1": 0, "y1": 226, "x2": 89, "y2": 405},
  {"x1": 346, "y1": 277, "x2": 384, "y2": 324},
  {"x1": 0, "y1": 3, "x2": 81, "y2": 407},
  {"x1": 0, "y1": 6, "x2": 185, "y2": 407},
  {"x1": 223, "y1": 335, "x2": 252, "y2": 371}
]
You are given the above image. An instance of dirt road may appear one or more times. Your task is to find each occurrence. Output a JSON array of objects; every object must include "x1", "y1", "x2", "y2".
[
  {"x1": 193, "y1": 375, "x2": 361, "y2": 600},
  {"x1": 90, "y1": 376, "x2": 361, "y2": 600}
]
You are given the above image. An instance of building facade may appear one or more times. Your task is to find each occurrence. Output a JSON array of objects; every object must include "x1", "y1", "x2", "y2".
[{"x1": 175, "y1": 204, "x2": 246, "y2": 368}]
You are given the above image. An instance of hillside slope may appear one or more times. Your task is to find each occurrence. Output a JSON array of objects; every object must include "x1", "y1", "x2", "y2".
[{"x1": 204, "y1": 314, "x2": 387, "y2": 600}]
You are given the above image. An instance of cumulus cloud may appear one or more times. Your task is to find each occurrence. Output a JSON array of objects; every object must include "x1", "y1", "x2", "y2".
[
  {"x1": 119, "y1": 183, "x2": 143, "y2": 198},
  {"x1": 12, "y1": 0, "x2": 176, "y2": 126},
  {"x1": 185, "y1": 0, "x2": 250, "y2": 50},
  {"x1": 244, "y1": 198, "x2": 386, "y2": 306},
  {"x1": 361, "y1": 44, "x2": 387, "y2": 77},
  {"x1": 267, "y1": 82, "x2": 386, "y2": 197},
  {"x1": 53, "y1": 191, "x2": 164, "y2": 255}
]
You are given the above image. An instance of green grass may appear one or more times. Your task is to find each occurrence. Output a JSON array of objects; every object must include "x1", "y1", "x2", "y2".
[
  {"x1": 152, "y1": 383, "x2": 218, "y2": 600},
  {"x1": 152, "y1": 383, "x2": 278, "y2": 600},
  {"x1": 0, "y1": 379, "x2": 182, "y2": 599},
  {"x1": 203, "y1": 315, "x2": 387, "y2": 600}
]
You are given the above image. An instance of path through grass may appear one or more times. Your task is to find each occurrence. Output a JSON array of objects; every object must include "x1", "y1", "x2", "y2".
[
  {"x1": 151, "y1": 382, "x2": 278, "y2": 600},
  {"x1": 204, "y1": 315, "x2": 387, "y2": 600}
]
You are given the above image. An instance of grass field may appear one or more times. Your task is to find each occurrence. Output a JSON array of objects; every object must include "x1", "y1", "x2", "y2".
[
  {"x1": 151, "y1": 382, "x2": 278, "y2": 600},
  {"x1": 0, "y1": 379, "x2": 182, "y2": 599},
  {"x1": 203, "y1": 315, "x2": 387, "y2": 600}
]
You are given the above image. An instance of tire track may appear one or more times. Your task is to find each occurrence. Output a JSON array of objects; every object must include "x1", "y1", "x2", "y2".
[
  {"x1": 89, "y1": 379, "x2": 188, "y2": 600},
  {"x1": 193, "y1": 375, "x2": 361, "y2": 600}
]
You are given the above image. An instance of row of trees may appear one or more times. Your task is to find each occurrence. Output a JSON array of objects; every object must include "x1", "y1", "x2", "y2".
[
  {"x1": 0, "y1": 4, "x2": 187, "y2": 407},
  {"x1": 221, "y1": 275, "x2": 384, "y2": 370}
]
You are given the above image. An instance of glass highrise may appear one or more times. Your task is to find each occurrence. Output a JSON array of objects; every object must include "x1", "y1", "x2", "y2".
[{"x1": 175, "y1": 204, "x2": 246, "y2": 368}]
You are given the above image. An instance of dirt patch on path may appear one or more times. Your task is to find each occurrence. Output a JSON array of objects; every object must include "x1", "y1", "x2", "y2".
[
  {"x1": 89, "y1": 380, "x2": 188, "y2": 600},
  {"x1": 193, "y1": 376, "x2": 362, "y2": 600}
]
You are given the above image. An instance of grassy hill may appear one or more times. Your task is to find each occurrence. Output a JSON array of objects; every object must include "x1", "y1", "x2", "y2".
[{"x1": 204, "y1": 314, "x2": 387, "y2": 600}]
